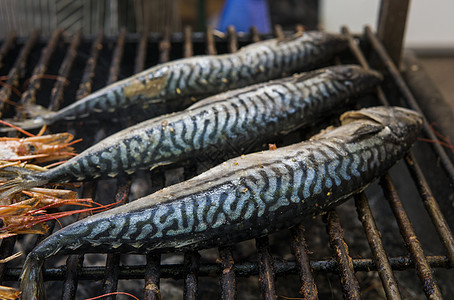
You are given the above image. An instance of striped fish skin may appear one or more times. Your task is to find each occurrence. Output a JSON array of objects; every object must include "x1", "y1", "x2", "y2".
[
  {"x1": 19, "y1": 106, "x2": 422, "y2": 300},
  {"x1": 19, "y1": 65, "x2": 382, "y2": 186},
  {"x1": 3, "y1": 31, "x2": 348, "y2": 131}
]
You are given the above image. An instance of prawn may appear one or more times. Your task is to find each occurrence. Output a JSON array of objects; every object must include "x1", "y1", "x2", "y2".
[{"x1": 0, "y1": 120, "x2": 81, "y2": 164}]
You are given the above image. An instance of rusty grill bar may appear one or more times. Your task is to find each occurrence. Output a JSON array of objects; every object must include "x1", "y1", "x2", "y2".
[{"x1": 0, "y1": 25, "x2": 453, "y2": 300}]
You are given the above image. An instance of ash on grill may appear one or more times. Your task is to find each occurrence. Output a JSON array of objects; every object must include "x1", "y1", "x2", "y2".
[{"x1": 0, "y1": 25, "x2": 453, "y2": 300}]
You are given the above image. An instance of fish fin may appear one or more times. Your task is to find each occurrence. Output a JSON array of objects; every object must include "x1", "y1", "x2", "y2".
[
  {"x1": 19, "y1": 253, "x2": 46, "y2": 300},
  {"x1": 0, "y1": 167, "x2": 48, "y2": 198},
  {"x1": 20, "y1": 103, "x2": 53, "y2": 119},
  {"x1": 0, "y1": 104, "x2": 54, "y2": 133},
  {"x1": 352, "y1": 123, "x2": 384, "y2": 137},
  {"x1": 311, "y1": 120, "x2": 383, "y2": 142},
  {"x1": 0, "y1": 117, "x2": 48, "y2": 133}
]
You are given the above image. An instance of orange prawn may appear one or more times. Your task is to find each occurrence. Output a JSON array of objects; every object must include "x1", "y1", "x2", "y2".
[
  {"x1": 0, "y1": 285, "x2": 20, "y2": 300},
  {"x1": 0, "y1": 120, "x2": 81, "y2": 164},
  {"x1": 0, "y1": 189, "x2": 121, "y2": 239}
]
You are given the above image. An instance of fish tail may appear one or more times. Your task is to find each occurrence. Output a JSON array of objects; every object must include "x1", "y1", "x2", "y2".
[
  {"x1": 0, "y1": 103, "x2": 54, "y2": 133},
  {"x1": 0, "y1": 117, "x2": 48, "y2": 133},
  {"x1": 20, "y1": 253, "x2": 46, "y2": 300},
  {"x1": 0, "y1": 167, "x2": 48, "y2": 198}
]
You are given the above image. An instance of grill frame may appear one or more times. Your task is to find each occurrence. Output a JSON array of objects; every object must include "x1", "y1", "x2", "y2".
[{"x1": 0, "y1": 23, "x2": 453, "y2": 300}]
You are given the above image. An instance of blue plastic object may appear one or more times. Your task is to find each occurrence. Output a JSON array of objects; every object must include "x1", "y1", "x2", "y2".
[{"x1": 218, "y1": 0, "x2": 272, "y2": 33}]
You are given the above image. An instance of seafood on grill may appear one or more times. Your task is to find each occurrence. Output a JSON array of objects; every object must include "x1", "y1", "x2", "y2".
[
  {"x1": 19, "y1": 106, "x2": 423, "y2": 300},
  {"x1": 0, "y1": 120, "x2": 80, "y2": 165},
  {"x1": 0, "y1": 285, "x2": 20, "y2": 300},
  {"x1": 0, "y1": 188, "x2": 93, "y2": 239},
  {"x1": 0, "y1": 133, "x2": 80, "y2": 164},
  {"x1": 0, "y1": 123, "x2": 99, "y2": 239},
  {"x1": 0, "y1": 65, "x2": 382, "y2": 197},
  {"x1": 0, "y1": 31, "x2": 348, "y2": 131}
]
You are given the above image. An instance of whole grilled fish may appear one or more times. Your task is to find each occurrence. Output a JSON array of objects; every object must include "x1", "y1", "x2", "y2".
[
  {"x1": 19, "y1": 106, "x2": 422, "y2": 299},
  {"x1": 1, "y1": 31, "x2": 348, "y2": 131},
  {"x1": 0, "y1": 65, "x2": 382, "y2": 197}
]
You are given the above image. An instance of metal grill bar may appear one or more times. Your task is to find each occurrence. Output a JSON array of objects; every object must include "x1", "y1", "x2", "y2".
[
  {"x1": 103, "y1": 255, "x2": 121, "y2": 300},
  {"x1": 341, "y1": 26, "x2": 389, "y2": 106},
  {"x1": 342, "y1": 27, "x2": 422, "y2": 300},
  {"x1": 183, "y1": 26, "x2": 193, "y2": 58},
  {"x1": 205, "y1": 26, "x2": 217, "y2": 56},
  {"x1": 345, "y1": 27, "x2": 452, "y2": 299},
  {"x1": 377, "y1": 0, "x2": 410, "y2": 65},
  {"x1": 48, "y1": 30, "x2": 82, "y2": 111},
  {"x1": 0, "y1": 30, "x2": 16, "y2": 68},
  {"x1": 4, "y1": 255, "x2": 450, "y2": 281},
  {"x1": 291, "y1": 224, "x2": 318, "y2": 299},
  {"x1": 324, "y1": 210, "x2": 361, "y2": 299},
  {"x1": 273, "y1": 24, "x2": 284, "y2": 39},
  {"x1": 103, "y1": 180, "x2": 132, "y2": 300},
  {"x1": 76, "y1": 30, "x2": 104, "y2": 100},
  {"x1": 226, "y1": 26, "x2": 237, "y2": 53},
  {"x1": 145, "y1": 253, "x2": 161, "y2": 300},
  {"x1": 354, "y1": 192, "x2": 402, "y2": 300},
  {"x1": 0, "y1": 29, "x2": 39, "y2": 114},
  {"x1": 135, "y1": 31, "x2": 148, "y2": 74},
  {"x1": 61, "y1": 253, "x2": 83, "y2": 300},
  {"x1": 183, "y1": 251, "x2": 200, "y2": 299},
  {"x1": 159, "y1": 28, "x2": 171, "y2": 64},
  {"x1": 61, "y1": 182, "x2": 97, "y2": 300},
  {"x1": 364, "y1": 26, "x2": 454, "y2": 184},
  {"x1": 107, "y1": 28, "x2": 127, "y2": 85},
  {"x1": 256, "y1": 237, "x2": 277, "y2": 300},
  {"x1": 404, "y1": 153, "x2": 454, "y2": 266},
  {"x1": 0, "y1": 237, "x2": 15, "y2": 283},
  {"x1": 250, "y1": 26, "x2": 260, "y2": 43},
  {"x1": 218, "y1": 247, "x2": 236, "y2": 300},
  {"x1": 295, "y1": 25, "x2": 305, "y2": 34},
  {"x1": 19, "y1": 29, "x2": 62, "y2": 107},
  {"x1": 380, "y1": 175, "x2": 443, "y2": 299}
]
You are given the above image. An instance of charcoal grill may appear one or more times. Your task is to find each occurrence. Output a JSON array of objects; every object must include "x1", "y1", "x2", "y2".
[{"x1": 0, "y1": 5, "x2": 454, "y2": 300}]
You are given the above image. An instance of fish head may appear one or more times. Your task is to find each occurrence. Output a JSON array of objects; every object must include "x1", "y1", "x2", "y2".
[
  {"x1": 329, "y1": 65, "x2": 383, "y2": 93},
  {"x1": 340, "y1": 106, "x2": 423, "y2": 142}
]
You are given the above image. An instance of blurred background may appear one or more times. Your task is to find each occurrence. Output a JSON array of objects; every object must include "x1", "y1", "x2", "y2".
[
  {"x1": 0, "y1": 0, "x2": 452, "y2": 50},
  {"x1": 0, "y1": 0, "x2": 452, "y2": 136},
  {"x1": 0, "y1": 0, "x2": 452, "y2": 146}
]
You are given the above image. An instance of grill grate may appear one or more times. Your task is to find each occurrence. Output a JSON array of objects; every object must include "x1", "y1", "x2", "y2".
[{"x1": 0, "y1": 25, "x2": 453, "y2": 299}]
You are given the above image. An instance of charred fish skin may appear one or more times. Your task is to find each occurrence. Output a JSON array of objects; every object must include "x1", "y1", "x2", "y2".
[
  {"x1": 19, "y1": 106, "x2": 422, "y2": 300},
  {"x1": 6, "y1": 31, "x2": 348, "y2": 130},
  {"x1": 29, "y1": 65, "x2": 382, "y2": 184}
]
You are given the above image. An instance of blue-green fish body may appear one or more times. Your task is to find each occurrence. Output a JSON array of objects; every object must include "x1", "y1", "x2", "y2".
[
  {"x1": 19, "y1": 106, "x2": 422, "y2": 300},
  {"x1": 0, "y1": 65, "x2": 382, "y2": 196},
  {"x1": 3, "y1": 31, "x2": 348, "y2": 131}
]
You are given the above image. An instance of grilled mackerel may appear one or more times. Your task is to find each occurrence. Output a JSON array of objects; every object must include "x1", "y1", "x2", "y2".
[
  {"x1": 2, "y1": 31, "x2": 348, "y2": 131},
  {"x1": 20, "y1": 106, "x2": 422, "y2": 300},
  {"x1": 0, "y1": 65, "x2": 382, "y2": 196},
  {"x1": 0, "y1": 65, "x2": 381, "y2": 195}
]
